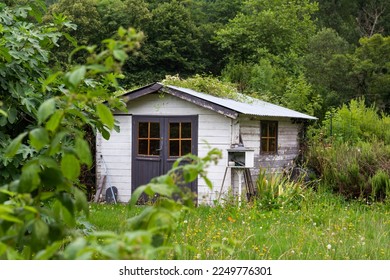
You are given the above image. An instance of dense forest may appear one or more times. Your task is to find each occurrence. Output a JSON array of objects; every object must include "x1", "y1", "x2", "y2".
[{"x1": 38, "y1": 0, "x2": 390, "y2": 119}]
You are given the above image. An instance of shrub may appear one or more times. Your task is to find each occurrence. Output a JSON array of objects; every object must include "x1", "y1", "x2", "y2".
[
  {"x1": 371, "y1": 170, "x2": 390, "y2": 201},
  {"x1": 309, "y1": 99, "x2": 390, "y2": 145},
  {"x1": 255, "y1": 169, "x2": 307, "y2": 210},
  {"x1": 307, "y1": 140, "x2": 390, "y2": 199}
]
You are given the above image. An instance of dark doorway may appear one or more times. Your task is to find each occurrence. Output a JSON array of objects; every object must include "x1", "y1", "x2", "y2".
[{"x1": 132, "y1": 115, "x2": 198, "y2": 203}]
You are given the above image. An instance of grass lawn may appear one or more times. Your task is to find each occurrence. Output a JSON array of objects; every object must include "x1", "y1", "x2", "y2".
[{"x1": 88, "y1": 190, "x2": 390, "y2": 260}]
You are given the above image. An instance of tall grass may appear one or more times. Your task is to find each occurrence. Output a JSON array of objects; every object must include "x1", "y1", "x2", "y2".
[{"x1": 89, "y1": 190, "x2": 390, "y2": 260}]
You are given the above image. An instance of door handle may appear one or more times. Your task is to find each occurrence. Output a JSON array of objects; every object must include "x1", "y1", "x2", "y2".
[{"x1": 156, "y1": 137, "x2": 163, "y2": 151}]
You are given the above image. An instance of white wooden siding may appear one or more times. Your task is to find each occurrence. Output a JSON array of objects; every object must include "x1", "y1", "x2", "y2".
[
  {"x1": 239, "y1": 116, "x2": 302, "y2": 181},
  {"x1": 96, "y1": 115, "x2": 132, "y2": 202}
]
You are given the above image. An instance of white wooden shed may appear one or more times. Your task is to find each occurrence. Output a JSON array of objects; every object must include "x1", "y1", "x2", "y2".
[{"x1": 96, "y1": 83, "x2": 316, "y2": 204}]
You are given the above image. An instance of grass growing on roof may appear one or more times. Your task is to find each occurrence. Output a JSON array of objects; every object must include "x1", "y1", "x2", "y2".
[{"x1": 161, "y1": 74, "x2": 252, "y2": 103}]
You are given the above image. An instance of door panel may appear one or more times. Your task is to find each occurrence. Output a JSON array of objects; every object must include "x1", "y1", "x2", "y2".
[{"x1": 132, "y1": 116, "x2": 198, "y2": 203}]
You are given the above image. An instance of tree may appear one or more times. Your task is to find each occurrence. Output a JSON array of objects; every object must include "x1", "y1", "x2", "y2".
[
  {"x1": 123, "y1": 0, "x2": 204, "y2": 86},
  {"x1": 96, "y1": 0, "x2": 151, "y2": 41},
  {"x1": 302, "y1": 28, "x2": 354, "y2": 116},
  {"x1": 216, "y1": 0, "x2": 318, "y2": 63},
  {"x1": 216, "y1": 0, "x2": 318, "y2": 106},
  {"x1": 352, "y1": 34, "x2": 390, "y2": 112},
  {"x1": 0, "y1": 1, "x2": 63, "y2": 181}
]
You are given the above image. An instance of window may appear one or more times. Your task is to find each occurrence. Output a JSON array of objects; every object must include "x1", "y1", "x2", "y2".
[
  {"x1": 261, "y1": 121, "x2": 278, "y2": 154},
  {"x1": 138, "y1": 122, "x2": 160, "y2": 156},
  {"x1": 169, "y1": 122, "x2": 192, "y2": 157}
]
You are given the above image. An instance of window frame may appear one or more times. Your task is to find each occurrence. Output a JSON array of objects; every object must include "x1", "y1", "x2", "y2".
[{"x1": 260, "y1": 121, "x2": 278, "y2": 154}]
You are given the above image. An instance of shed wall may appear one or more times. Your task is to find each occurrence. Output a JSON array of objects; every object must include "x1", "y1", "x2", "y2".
[
  {"x1": 96, "y1": 93, "x2": 233, "y2": 204},
  {"x1": 239, "y1": 116, "x2": 302, "y2": 181}
]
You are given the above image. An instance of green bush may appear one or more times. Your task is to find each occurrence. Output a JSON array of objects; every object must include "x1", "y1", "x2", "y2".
[
  {"x1": 308, "y1": 138, "x2": 390, "y2": 199},
  {"x1": 307, "y1": 99, "x2": 390, "y2": 200},
  {"x1": 371, "y1": 170, "x2": 390, "y2": 201},
  {"x1": 310, "y1": 99, "x2": 390, "y2": 145},
  {"x1": 255, "y1": 169, "x2": 307, "y2": 210}
]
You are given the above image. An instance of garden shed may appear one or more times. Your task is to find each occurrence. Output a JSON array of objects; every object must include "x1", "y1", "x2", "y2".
[{"x1": 96, "y1": 82, "x2": 316, "y2": 204}]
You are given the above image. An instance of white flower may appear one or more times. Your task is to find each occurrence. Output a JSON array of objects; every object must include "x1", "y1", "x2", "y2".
[
  {"x1": 313, "y1": 222, "x2": 317, "y2": 226},
  {"x1": 183, "y1": 220, "x2": 188, "y2": 224},
  {"x1": 327, "y1": 244, "x2": 332, "y2": 250}
]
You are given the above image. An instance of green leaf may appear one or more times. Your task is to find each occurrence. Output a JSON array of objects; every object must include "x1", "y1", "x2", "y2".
[
  {"x1": 49, "y1": 130, "x2": 66, "y2": 155},
  {"x1": 37, "y1": 98, "x2": 55, "y2": 124},
  {"x1": 53, "y1": 199, "x2": 75, "y2": 226},
  {"x1": 32, "y1": 219, "x2": 49, "y2": 246},
  {"x1": 66, "y1": 66, "x2": 86, "y2": 88},
  {"x1": 19, "y1": 161, "x2": 41, "y2": 192},
  {"x1": 5, "y1": 132, "x2": 27, "y2": 158},
  {"x1": 42, "y1": 72, "x2": 62, "y2": 92},
  {"x1": 63, "y1": 237, "x2": 87, "y2": 260},
  {"x1": 40, "y1": 167, "x2": 64, "y2": 187},
  {"x1": 203, "y1": 176, "x2": 213, "y2": 189},
  {"x1": 61, "y1": 154, "x2": 80, "y2": 180},
  {"x1": 75, "y1": 137, "x2": 92, "y2": 167},
  {"x1": 73, "y1": 187, "x2": 88, "y2": 215},
  {"x1": 129, "y1": 185, "x2": 148, "y2": 206},
  {"x1": 46, "y1": 110, "x2": 64, "y2": 132},
  {"x1": 96, "y1": 103, "x2": 114, "y2": 130},
  {"x1": 0, "y1": 213, "x2": 22, "y2": 224},
  {"x1": 7, "y1": 107, "x2": 17, "y2": 124},
  {"x1": 101, "y1": 127, "x2": 111, "y2": 140},
  {"x1": 29, "y1": 128, "x2": 49, "y2": 151},
  {"x1": 113, "y1": 49, "x2": 127, "y2": 62},
  {"x1": 34, "y1": 241, "x2": 63, "y2": 260}
]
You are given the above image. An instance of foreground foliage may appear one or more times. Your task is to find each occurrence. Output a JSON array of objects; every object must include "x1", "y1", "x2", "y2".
[{"x1": 1, "y1": 1, "x2": 222, "y2": 260}]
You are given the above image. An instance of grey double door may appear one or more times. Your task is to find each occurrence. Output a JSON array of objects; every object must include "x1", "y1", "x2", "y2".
[{"x1": 132, "y1": 115, "x2": 198, "y2": 202}]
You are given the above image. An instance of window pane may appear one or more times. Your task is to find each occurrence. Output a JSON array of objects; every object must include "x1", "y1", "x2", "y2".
[
  {"x1": 269, "y1": 122, "x2": 277, "y2": 137},
  {"x1": 261, "y1": 124, "x2": 268, "y2": 137},
  {"x1": 138, "y1": 140, "x2": 148, "y2": 155},
  {"x1": 269, "y1": 139, "x2": 276, "y2": 152},
  {"x1": 169, "y1": 140, "x2": 180, "y2": 157},
  {"x1": 261, "y1": 139, "x2": 268, "y2": 152},
  {"x1": 139, "y1": 122, "x2": 148, "y2": 138},
  {"x1": 181, "y1": 140, "x2": 191, "y2": 155},
  {"x1": 150, "y1": 122, "x2": 160, "y2": 138},
  {"x1": 170, "y1": 123, "x2": 180, "y2": 138},
  {"x1": 181, "y1": 122, "x2": 191, "y2": 138},
  {"x1": 150, "y1": 140, "x2": 160, "y2": 155}
]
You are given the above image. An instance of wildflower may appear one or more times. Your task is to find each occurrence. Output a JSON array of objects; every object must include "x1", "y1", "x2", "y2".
[
  {"x1": 196, "y1": 254, "x2": 201, "y2": 259},
  {"x1": 313, "y1": 222, "x2": 317, "y2": 226},
  {"x1": 183, "y1": 220, "x2": 188, "y2": 224},
  {"x1": 227, "y1": 216, "x2": 236, "y2": 223},
  {"x1": 327, "y1": 244, "x2": 332, "y2": 250}
]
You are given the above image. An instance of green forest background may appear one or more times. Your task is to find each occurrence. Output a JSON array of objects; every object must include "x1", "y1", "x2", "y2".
[{"x1": 41, "y1": 0, "x2": 390, "y2": 119}]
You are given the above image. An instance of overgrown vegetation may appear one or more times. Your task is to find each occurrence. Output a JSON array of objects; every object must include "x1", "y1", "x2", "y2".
[
  {"x1": 307, "y1": 99, "x2": 390, "y2": 200},
  {"x1": 89, "y1": 191, "x2": 390, "y2": 260},
  {"x1": 0, "y1": 1, "x2": 221, "y2": 260}
]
